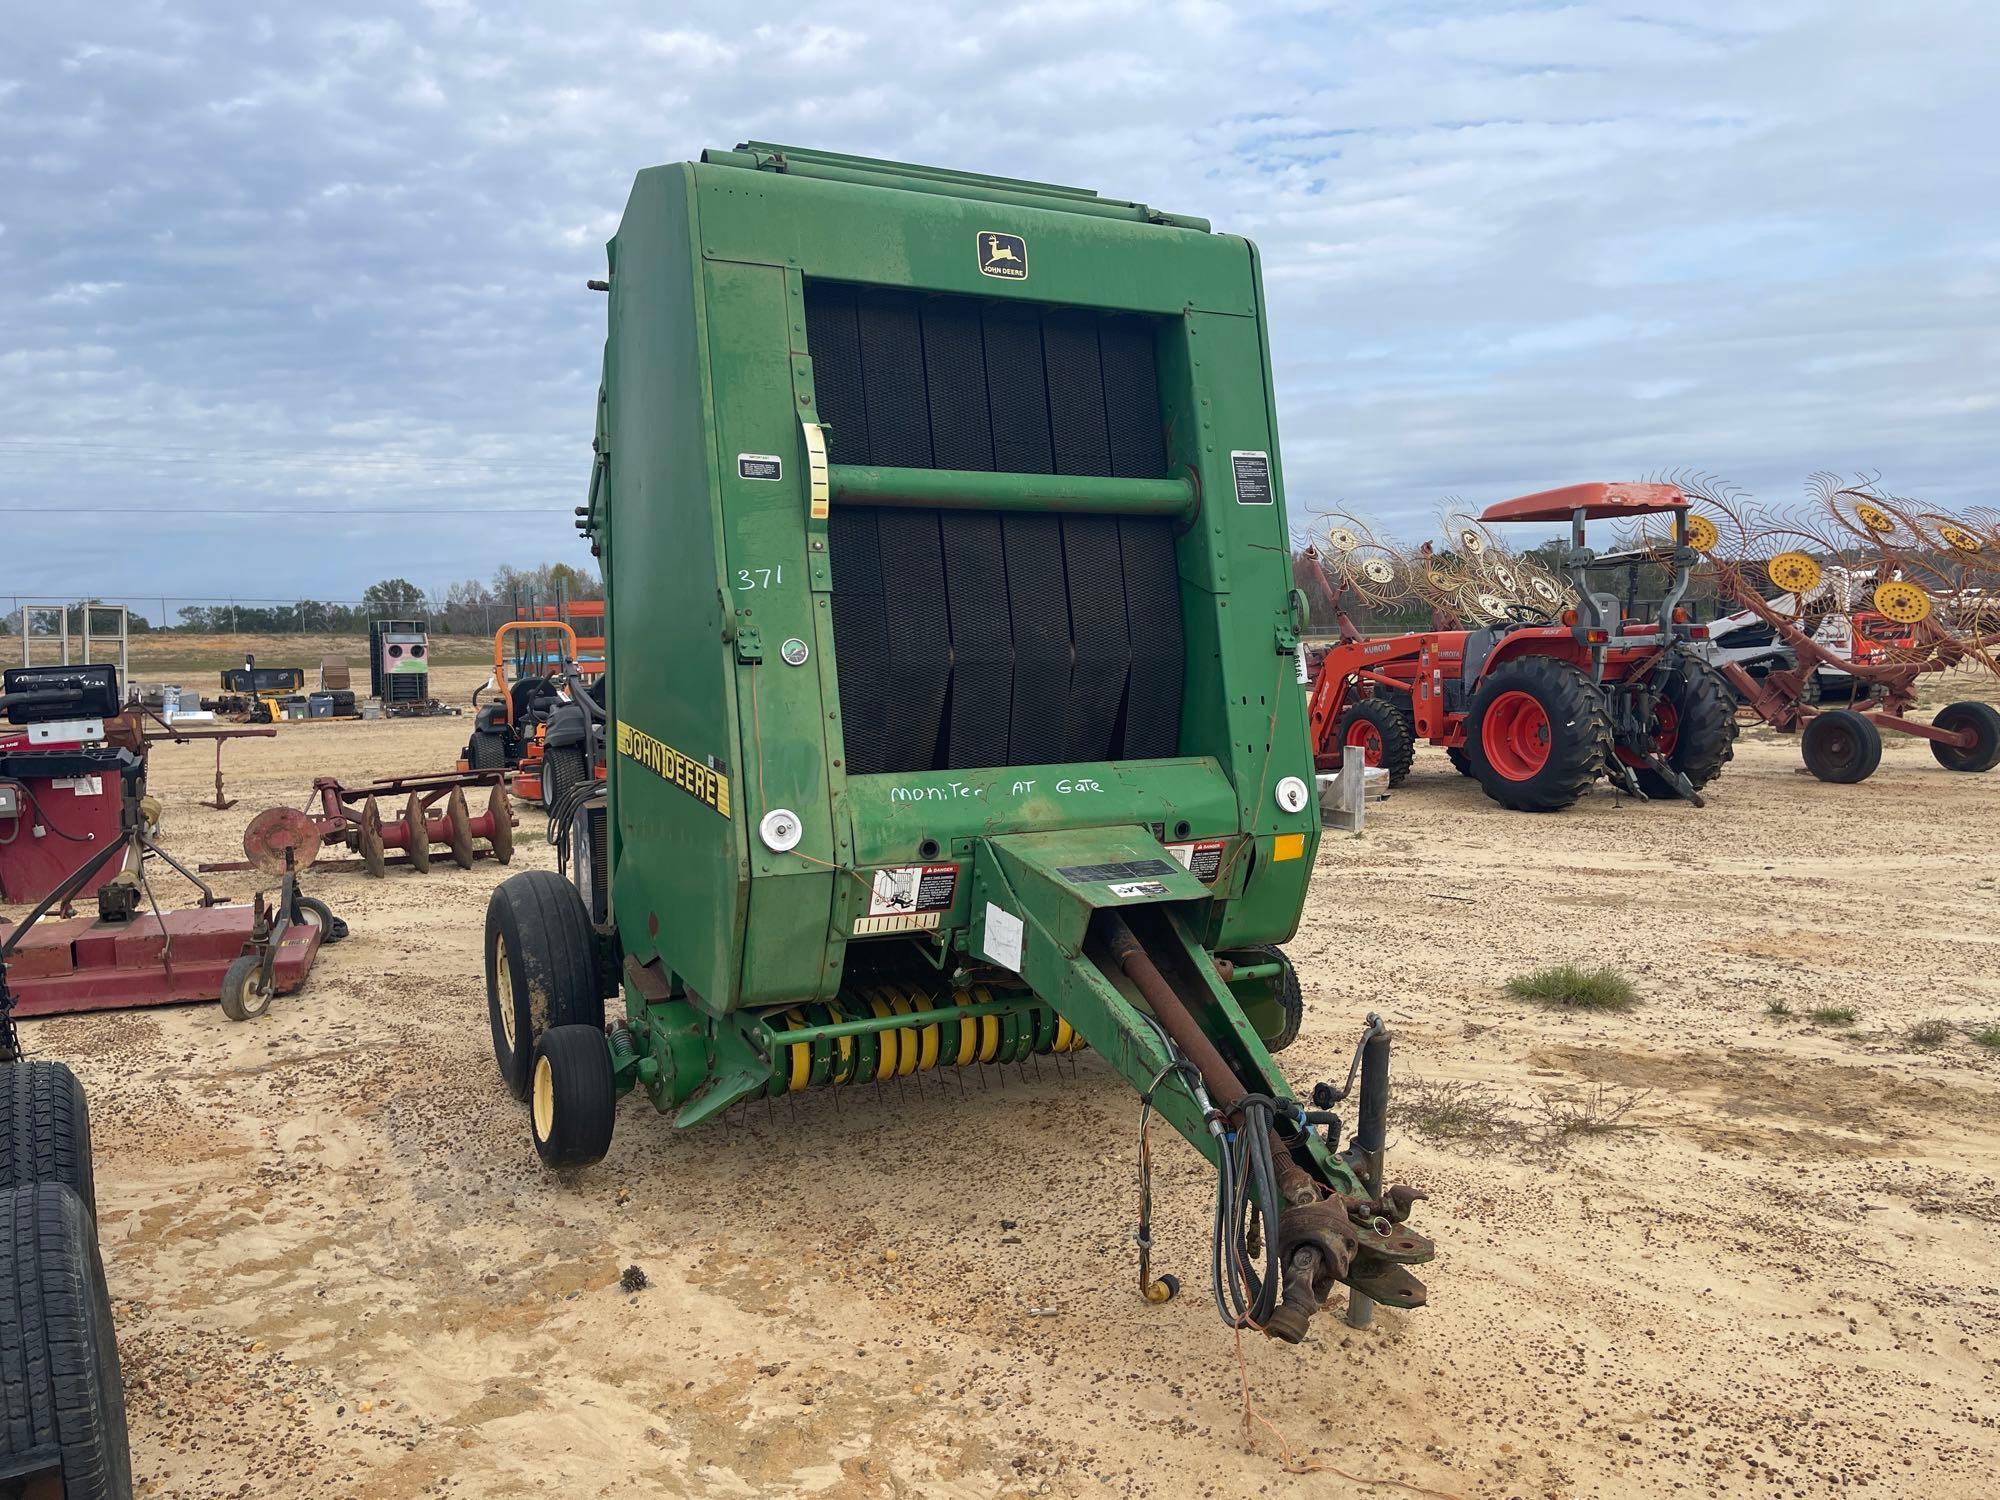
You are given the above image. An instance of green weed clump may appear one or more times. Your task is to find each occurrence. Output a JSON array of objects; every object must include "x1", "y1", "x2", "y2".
[{"x1": 1505, "y1": 964, "x2": 1636, "y2": 1011}]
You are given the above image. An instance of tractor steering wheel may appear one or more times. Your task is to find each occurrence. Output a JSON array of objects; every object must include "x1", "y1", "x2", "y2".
[{"x1": 1502, "y1": 602, "x2": 1555, "y2": 625}]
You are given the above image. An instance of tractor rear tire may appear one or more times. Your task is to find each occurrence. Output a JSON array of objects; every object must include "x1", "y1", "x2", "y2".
[
  {"x1": 1, "y1": 1062, "x2": 95, "y2": 1218},
  {"x1": 1930, "y1": 701, "x2": 2000, "y2": 773},
  {"x1": 1801, "y1": 709, "x2": 1882, "y2": 783},
  {"x1": 1633, "y1": 659, "x2": 1738, "y2": 800},
  {"x1": 0, "y1": 1183, "x2": 132, "y2": 1500},
  {"x1": 469, "y1": 732, "x2": 507, "y2": 772},
  {"x1": 486, "y1": 872, "x2": 604, "y2": 1101},
  {"x1": 1466, "y1": 657, "x2": 1609, "y2": 812},
  {"x1": 1332, "y1": 699, "x2": 1416, "y2": 787},
  {"x1": 530, "y1": 1026, "x2": 616, "y2": 1170},
  {"x1": 543, "y1": 744, "x2": 588, "y2": 811}
]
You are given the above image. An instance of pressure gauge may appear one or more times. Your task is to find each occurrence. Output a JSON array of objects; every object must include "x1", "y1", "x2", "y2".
[
  {"x1": 1274, "y1": 776, "x2": 1311, "y2": 815},
  {"x1": 759, "y1": 808, "x2": 803, "y2": 852}
]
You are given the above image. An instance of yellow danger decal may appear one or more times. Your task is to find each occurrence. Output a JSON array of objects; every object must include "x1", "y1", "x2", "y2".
[{"x1": 616, "y1": 720, "x2": 731, "y2": 818}]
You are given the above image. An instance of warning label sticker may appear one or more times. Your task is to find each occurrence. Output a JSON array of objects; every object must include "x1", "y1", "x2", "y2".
[
  {"x1": 1165, "y1": 839, "x2": 1226, "y2": 884},
  {"x1": 1109, "y1": 880, "x2": 1172, "y2": 899},
  {"x1": 854, "y1": 911, "x2": 942, "y2": 935},
  {"x1": 1230, "y1": 450, "x2": 1273, "y2": 505},
  {"x1": 867, "y1": 863, "x2": 958, "y2": 917},
  {"x1": 737, "y1": 453, "x2": 782, "y2": 480}
]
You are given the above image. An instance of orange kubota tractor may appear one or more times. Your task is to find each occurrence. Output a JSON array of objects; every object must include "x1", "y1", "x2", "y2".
[{"x1": 1308, "y1": 482, "x2": 1738, "y2": 812}]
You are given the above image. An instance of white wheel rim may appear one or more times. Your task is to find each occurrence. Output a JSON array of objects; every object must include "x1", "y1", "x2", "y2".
[{"x1": 495, "y1": 939, "x2": 515, "y2": 1048}]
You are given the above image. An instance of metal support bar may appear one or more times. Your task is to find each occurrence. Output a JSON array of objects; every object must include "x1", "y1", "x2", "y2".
[
  {"x1": 829, "y1": 463, "x2": 1198, "y2": 519},
  {"x1": 763, "y1": 997, "x2": 1027, "y2": 1045}
]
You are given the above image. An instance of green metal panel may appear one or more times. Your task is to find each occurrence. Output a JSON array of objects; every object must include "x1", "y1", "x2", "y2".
[{"x1": 590, "y1": 144, "x2": 1320, "y2": 1009}]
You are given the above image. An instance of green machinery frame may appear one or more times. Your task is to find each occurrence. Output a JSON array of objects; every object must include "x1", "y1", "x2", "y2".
[{"x1": 571, "y1": 142, "x2": 1431, "y2": 1337}]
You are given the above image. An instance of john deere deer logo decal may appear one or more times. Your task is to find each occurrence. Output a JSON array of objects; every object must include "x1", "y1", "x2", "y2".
[{"x1": 977, "y1": 231, "x2": 1027, "y2": 280}]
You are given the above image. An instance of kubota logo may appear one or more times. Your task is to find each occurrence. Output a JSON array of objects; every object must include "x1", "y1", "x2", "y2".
[{"x1": 977, "y1": 231, "x2": 1027, "y2": 280}]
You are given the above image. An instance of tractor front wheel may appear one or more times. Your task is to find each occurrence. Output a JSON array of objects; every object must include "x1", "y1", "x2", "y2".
[
  {"x1": 530, "y1": 1026, "x2": 616, "y2": 1169},
  {"x1": 1632, "y1": 659, "x2": 1738, "y2": 800},
  {"x1": 1332, "y1": 699, "x2": 1416, "y2": 786},
  {"x1": 485, "y1": 872, "x2": 604, "y2": 1101},
  {"x1": 1801, "y1": 709, "x2": 1882, "y2": 783},
  {"x1": 1466, "y1": 657, "x2": 1608, "y2": 812},
  {"x1": 1930, "y1": 701, "x2": 2000, "y2": 773}
]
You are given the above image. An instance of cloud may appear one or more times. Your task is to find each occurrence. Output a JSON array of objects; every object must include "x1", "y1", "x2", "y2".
[{"x1": 0, "y1": 0, "x2": 1996, "y2": 607}]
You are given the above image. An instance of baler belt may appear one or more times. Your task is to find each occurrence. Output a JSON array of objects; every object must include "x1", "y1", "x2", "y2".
[{"x1": 806, "y1": 279, "x2": 1183, "y2": 772}]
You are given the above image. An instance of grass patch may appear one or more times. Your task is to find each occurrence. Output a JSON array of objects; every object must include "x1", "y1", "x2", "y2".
[
  {"x1": 1391, "y1": 1076, "x2": 1509, "y2": 1146},
  {"x1": 1505, "y1": 964, "x2": 1636, "y2": 1011},
  {"x1": 1973, "y1": 1026, "x2": 2000, "y2": 1052},
  {"x1": 1808, "y1": 1006, "x2": 1857, "y2": 1027},
  {"x1": 1765, "y1": 999, "x2": 1793, "y2": 1019},
  {"x1": 1905, "y1": 1018, "x2": 1952, "y2": 1048}
]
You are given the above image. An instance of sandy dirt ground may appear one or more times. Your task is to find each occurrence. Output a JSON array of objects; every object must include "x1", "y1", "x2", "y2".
[{"x1": 7, "y1": 663, "x2": 1999, "y2": 1499}]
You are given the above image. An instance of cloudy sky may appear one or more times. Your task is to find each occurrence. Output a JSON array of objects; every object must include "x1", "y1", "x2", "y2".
[{"x1": 3, "y1": 1, "x2": 1996, "y2": 611}]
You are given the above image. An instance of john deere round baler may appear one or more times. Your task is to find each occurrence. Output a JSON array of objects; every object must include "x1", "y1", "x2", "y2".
[{"x1": 488, "y1": 142, "x2": 1432, "y2": 1342}]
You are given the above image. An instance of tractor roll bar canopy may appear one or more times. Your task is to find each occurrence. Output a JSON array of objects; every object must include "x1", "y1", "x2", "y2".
[{"x1": 1479, "y1": 482, "x2": 1687, "y2": 524}]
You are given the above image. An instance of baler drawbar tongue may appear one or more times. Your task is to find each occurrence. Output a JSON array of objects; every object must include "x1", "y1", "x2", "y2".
[{"x1": 970, "y1": 831, "x2": 1433, "y2": 1341}]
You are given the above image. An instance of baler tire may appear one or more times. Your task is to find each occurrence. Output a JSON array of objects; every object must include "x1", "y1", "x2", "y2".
[
  {"x1": 0, "y1": 1062, "x2": 96, "y2": 1218},
  {"x1": 217, "y1": 955, "x2": 272, "y2": 1023},
  {"x1": 543, "y1": 745, "x2": 588, "y2": 812},
  {"x1": 530, "y1": 1026, "x2": 616, "y2": 1170},
  {"x1": 469, "y1": 733, "x2": 507, "y2": 772},
  {"x1": 1466, "y1": 657, "x2": 1608, "y2": 812},
  {"x1": 1801, "y1": 709, "x2": 1882, "y2": 783},
  {"x1": 1446, "y1": 745, "x2": 1474, "y2": 778},
  {"x1": 1332, "y1": 699, "x2": 1416, "y2": 787},
  {"x1": 0, "y1": 1183, "x2": 133, "y2": 1500},
  {"x1": 1930, "y1": 701, "x2": 2000, "y2": 773},
  {"x1": 1251, "y1": 946, "x2": 1304, "y2": 1053},
  {"x1": 1633, "y1": 658, "x2": 1738, "y2": 800},
  {"x1": 486, "y1": 872, "x2": 603, "y2": 1101}
]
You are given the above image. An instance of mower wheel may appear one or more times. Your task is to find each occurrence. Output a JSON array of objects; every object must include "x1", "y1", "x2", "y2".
[
  {"x1": 543, "y1": 744, "x2": 588, "y2": 811},
  {"x1": 218, "y1": 955, "x2": 273, "y2": 1022},
  {"x1": 530, "y1": 1026, "x2": 616, "y2": 1170},
  {"x1": 486, "y1": 872, "x2": 604, "y2": 1101},
  {"x1": 1633, "y1": 658, "x2": 1738, "y2": 800},
  {"x1": 1446, "y1": 745, "x2": 1474, "y2": 778},
  {"x1": 469, "y1": 732, "x2": 507, "y2": 772},
  {"x1": 0, "y1": 1183, "x2": 132, "y2": 1500},
  {"x1": 1801, "y1": 709, "x2": 1882, "y2": 783},
  {"x1": 1466, "y1": 657, "x2": 1609, "y2": 812},
  {"x1": 1332, "y1": 699, "x2": 1416, "y2": 786},
  {"x1": 292, "y1": 893, "x2": 347, "y2": 944},
  {"x1": 1930, "y1": 701, "x2": 2000, "y2": 773},
  {"x1": 1, "y1": 1061, "x2": 95, "y2": 1217}
]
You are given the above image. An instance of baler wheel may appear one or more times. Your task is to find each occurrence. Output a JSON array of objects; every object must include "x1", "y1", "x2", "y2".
[
  {"x1": 0, "y1": 1183, "x2": 132, "y2": 1498},
  {"x1": 484, "y1": 872, "x2": 604, "y2": 1101},
  {"x1": 0, "y1": 1061, "x2": 96, "y2": 1216},
  {"x1": 1631, "y1": 658, "x2": 1737, "y2": 800},
  {"x1": 1466, "y1": 657, "x2": 1609, "y2": 812},
  {"x1": 1333, "y1": 699, "x2": 1416, "y2": 786},
  {"x1": 1801, "y1": 709, "x2": 1882, "y2": 784},
  {"x1": 530, "y1": 1026, "x2": 616, "y2": 1170},
  {"x1": 1930, "y1": 701, "x2": 2000, "y2": 772},
  {"x1": 1245, "y1": 945, "x2": 1304, "y2": 1053},
  {"x1": 404, "y1": 792, "x2": 431, "y2": 874},
  {"x1": 218, "y1": 954, "x2": 273, "y2": 1022}
]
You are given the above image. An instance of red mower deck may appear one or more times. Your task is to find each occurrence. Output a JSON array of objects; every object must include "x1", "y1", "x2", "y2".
[{"x1": 0, "y1": 905, "x2": 323, "y2": 1018}]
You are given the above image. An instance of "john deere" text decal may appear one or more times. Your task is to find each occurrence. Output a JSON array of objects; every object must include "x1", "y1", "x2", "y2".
[{"x1": 616, "y1": 720, "x2": 731, "y2": 818}]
